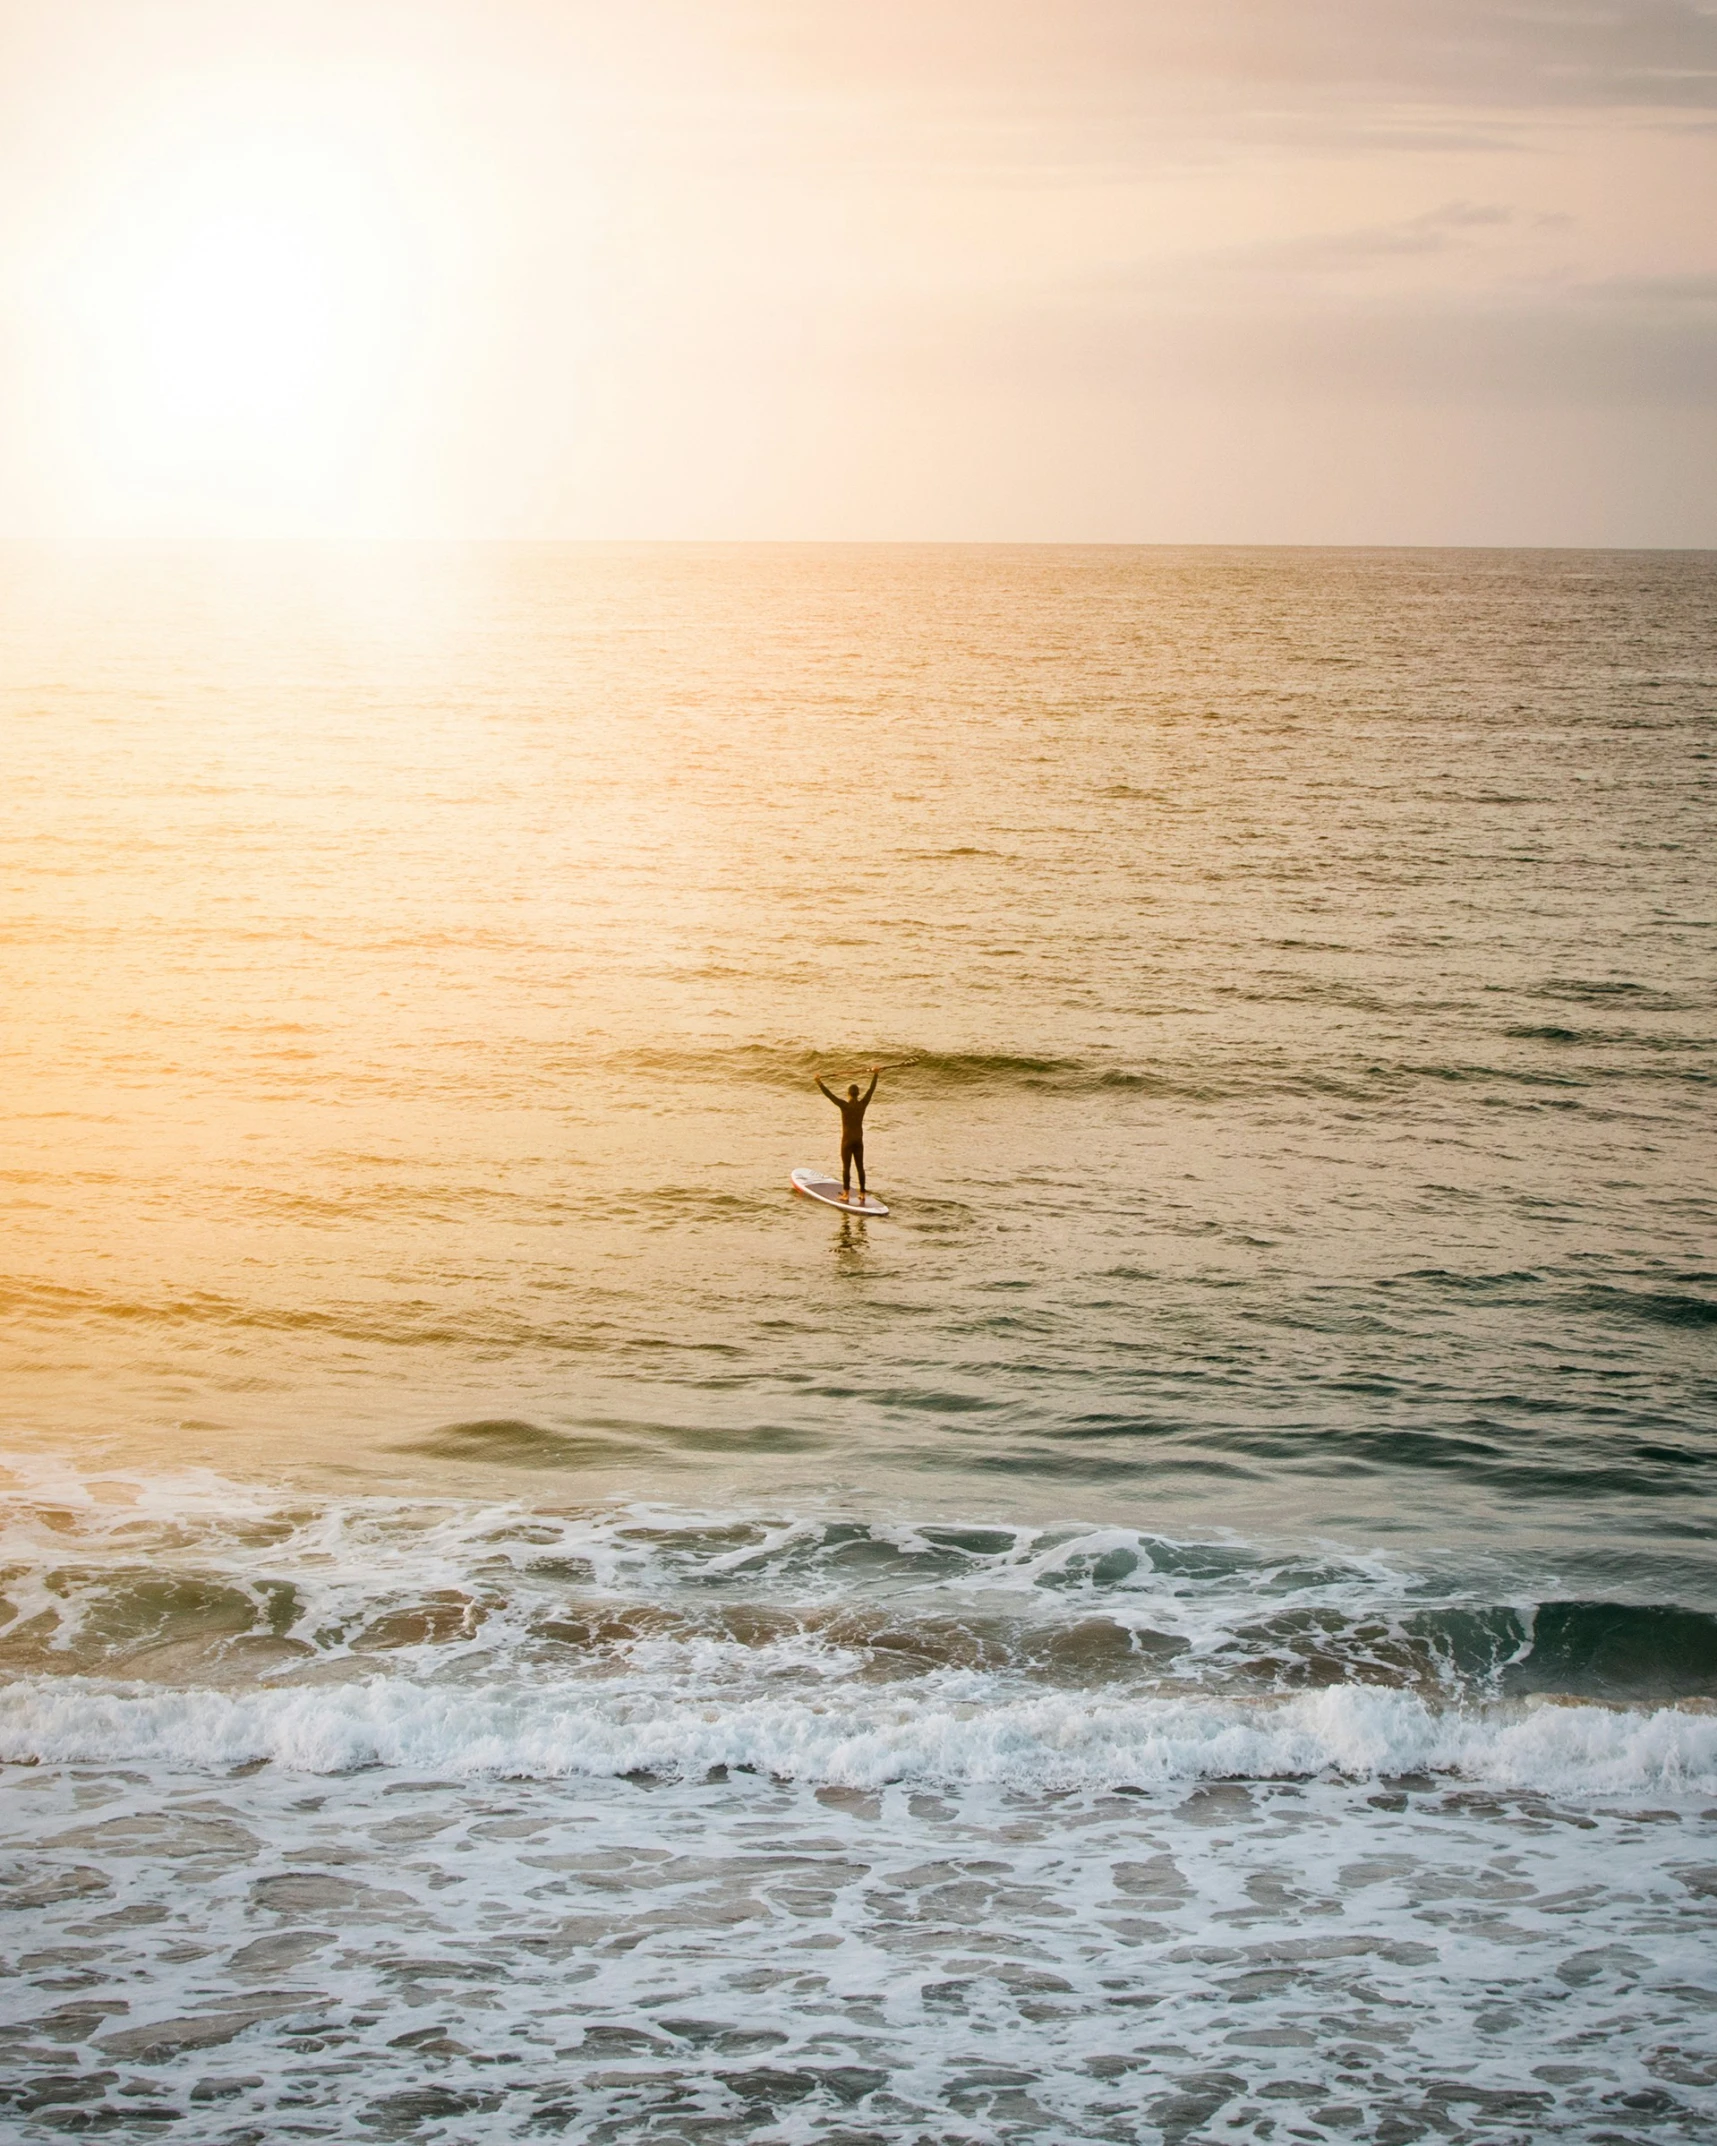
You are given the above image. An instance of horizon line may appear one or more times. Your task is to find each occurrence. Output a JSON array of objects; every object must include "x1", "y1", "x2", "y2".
[{"x1": 1, "y1": 535, "x2": 1714, "y2": 554}]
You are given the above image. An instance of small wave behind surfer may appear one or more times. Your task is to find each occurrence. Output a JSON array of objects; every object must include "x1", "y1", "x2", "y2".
[{"x1": 816, "y1": 1067, "x2": 880, "y2": 1200}]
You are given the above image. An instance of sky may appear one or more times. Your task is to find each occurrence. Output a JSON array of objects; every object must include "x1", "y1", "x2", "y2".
[{"x1": 1, "y1": 0, "x2": 1714, "y2": 543}]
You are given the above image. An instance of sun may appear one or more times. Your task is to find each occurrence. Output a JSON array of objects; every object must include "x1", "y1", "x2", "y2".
[{"x1": 60, "y1": 130, "x2": 419, "y2": 533}]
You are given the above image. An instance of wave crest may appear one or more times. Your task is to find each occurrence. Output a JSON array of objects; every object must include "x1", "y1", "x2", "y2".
[{"x1": 2, "y1": 1676, "x2": 1711, "y2": 1796}]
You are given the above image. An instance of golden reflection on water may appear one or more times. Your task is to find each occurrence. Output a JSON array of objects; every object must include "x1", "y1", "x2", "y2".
[{"x1": 2, "y1": 542, "x2": 1712, "y2": 1554}]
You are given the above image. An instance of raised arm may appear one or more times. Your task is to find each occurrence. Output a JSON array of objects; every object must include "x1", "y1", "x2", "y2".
[
  {"x1": 863, "y1": 1069, "x2": 879, "y2": 1104},
  {"x1": 816, "y1": 1078, "x2": 840, "y2": 1105}
]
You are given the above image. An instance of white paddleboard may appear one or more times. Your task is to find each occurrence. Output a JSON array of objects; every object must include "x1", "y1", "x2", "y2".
[{"x1": 791, "y1": 1167, "x2": 889, "y2": 1217}]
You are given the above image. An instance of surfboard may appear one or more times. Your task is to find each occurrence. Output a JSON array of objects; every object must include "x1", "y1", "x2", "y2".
[{"x1": 791, "y1": 1167, "x2": 889, "y2": 1217}]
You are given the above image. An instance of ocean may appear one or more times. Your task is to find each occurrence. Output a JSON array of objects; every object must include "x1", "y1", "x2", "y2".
[{"x1": 1, "y1": 542, "x2": 1713, "y2": 2142}]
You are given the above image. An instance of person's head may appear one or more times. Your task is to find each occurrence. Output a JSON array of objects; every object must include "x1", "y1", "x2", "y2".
[{"x1": 847, "y1": 1083, "x2": 860, "y2": 1100}]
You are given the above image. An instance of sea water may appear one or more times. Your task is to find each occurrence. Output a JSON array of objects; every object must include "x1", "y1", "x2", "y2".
[{"x1": 0, "y1": 544, "x2": 1713, "y2": 2141}]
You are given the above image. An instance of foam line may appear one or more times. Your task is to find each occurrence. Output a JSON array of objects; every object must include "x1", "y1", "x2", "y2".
[{"x1": 3, "y1": 1677, "x2": 1712, "y2": 1795}]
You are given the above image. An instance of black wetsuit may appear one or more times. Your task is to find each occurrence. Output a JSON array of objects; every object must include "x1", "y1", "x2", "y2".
[{"x1": 817, "y1": 1073, "x2": 878, "y2": 1193}]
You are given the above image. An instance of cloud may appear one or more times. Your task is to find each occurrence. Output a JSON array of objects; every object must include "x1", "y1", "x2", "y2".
[
  {"x1": 963, "y1": 273, "x2": 1717, "y2": 408},
  {"x1": 1224, "y1": 203, "x2": 1521, "y2": 273},
  {"x1": 1148, "y1": 0, "x2": 1717, "y2": 111},
  {"x1": 538, "y1": 1, "x2": 1717, "y2": 190},
  {"x1": 1580, "y1": 268, "x2": 1717, "y2": 302},
  {"x1": 734, "y1": 0, "x2": 1717, "y2": 117}
]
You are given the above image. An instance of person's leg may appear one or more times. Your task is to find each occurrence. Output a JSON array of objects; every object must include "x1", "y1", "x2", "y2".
[
  {"x1": 841, "y1": 1141, "x2": 854, "y2": 1192},
  {"x1": 853, "y1": 1141, "x2": 866, "y2": 1196}
]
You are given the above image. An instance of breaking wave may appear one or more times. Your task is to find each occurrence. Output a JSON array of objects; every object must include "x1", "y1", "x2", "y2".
[
  {"x1": 1, "y1": 1465, "x2": 1712, "y2": 1804},
  {"x1": 2, "y1": 1674, "x2": 1711, "y2": 1795}
]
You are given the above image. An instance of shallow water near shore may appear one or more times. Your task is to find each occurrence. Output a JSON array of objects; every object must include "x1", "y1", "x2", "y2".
[{"x1": 1, "y1": 543, "x2": 1714, "y2": 2139}]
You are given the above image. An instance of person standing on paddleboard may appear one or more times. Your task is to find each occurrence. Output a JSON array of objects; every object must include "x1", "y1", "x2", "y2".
[{"x1": 816, "y1": 1068, "x2": 880, "y2": 1200}]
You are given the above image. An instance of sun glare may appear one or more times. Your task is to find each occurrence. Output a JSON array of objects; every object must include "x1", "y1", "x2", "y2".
[{"x1": 62, "y1": 135, "x2": 418, "y2": 532}]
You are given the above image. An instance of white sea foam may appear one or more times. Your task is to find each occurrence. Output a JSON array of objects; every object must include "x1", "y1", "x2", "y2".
[
  {"x1": 7, "y1": 1746, "x2": 1712, "y2": 2146},
  {"x1": 0, "y1": 1456, "x2": 1509, "y2": 1671},
  {"x1": 3, "y1": 1673, "x2": 1712, "y2": 1795}
]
